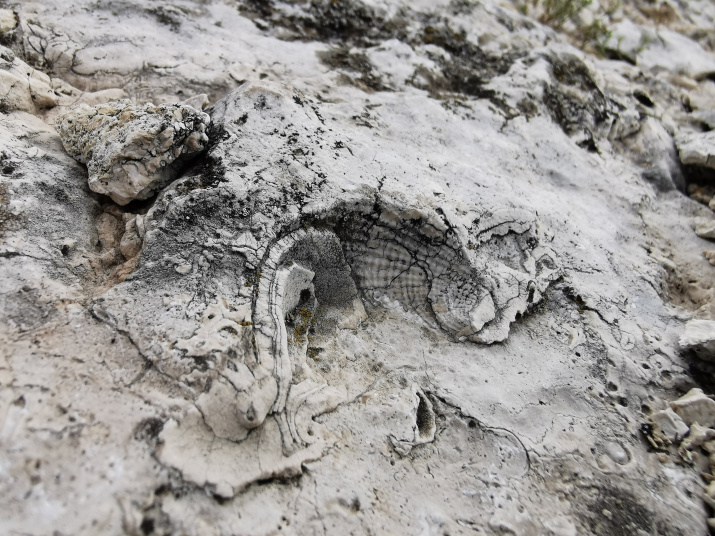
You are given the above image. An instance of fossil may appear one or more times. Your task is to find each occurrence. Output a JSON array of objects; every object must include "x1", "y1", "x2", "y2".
[
  {"x1": 247, "y1": 196, "x2": 559, "y2": 439},
  {"x1": 89, "y1": 84, "x2": 559, "y2": 494}
]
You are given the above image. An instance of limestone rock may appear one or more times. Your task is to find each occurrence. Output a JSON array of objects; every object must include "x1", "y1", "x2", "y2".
[
  {"x1": 680, "y1": 422, "x2": 715, "y2": 451},
  {"x1": 602, "y1": 20, "x2": 655, "y2": 66},
  {"x1": 681, "y1": 319, "x2": 715, "y2": 360},
  {"x1": 56, "y1": 100, "x2": 210, "y2": 205},
  {"x1": 649, "y1": 408, "x2": 689, "y2": 442},
  {"x1": 695, "y1": 218, "x2": 715, "y2": 240},
  {"x1": 637, "y1": 29, "x2": 715, "y2": 80},
  {"x1": 676, "y1": 131, "x2": 715, "y2": 170},
  {"x1": 693, "y1": 110, "x2": 715, "y2": 131},
  {"x1": 0, "y1": 46, "x2": 66, "y2": 113},
  {"x1": 4, "y1": 0, "x2": 715, "y2": 534},
  {"x1": 0, "y1": 9, "x2": 16, "y2": 34},
  {"x1": 671, "y1": 388, "x2": 715, "y2": 427}
]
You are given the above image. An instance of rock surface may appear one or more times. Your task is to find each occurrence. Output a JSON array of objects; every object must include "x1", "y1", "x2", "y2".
[
  {"x1": 695, "y1": 217, "x2": 715, "y2": 240},
  {"x1": 681, "y1": 319, "x2": 715, "y2": 360},
  {"x1": 677, "y1": 131, "x2": 715, "y2": 171},
  {"x1": 1, "y1": 0, "x2": 715, "y2": 535},
  {"x1": 56, "y1": 101, "x2": 210, "y2": 205}
]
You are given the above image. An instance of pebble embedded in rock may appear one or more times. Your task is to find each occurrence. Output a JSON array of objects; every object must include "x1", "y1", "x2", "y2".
[{"x1": 175, "y1": 264, "x2": 192, "y2": 274}]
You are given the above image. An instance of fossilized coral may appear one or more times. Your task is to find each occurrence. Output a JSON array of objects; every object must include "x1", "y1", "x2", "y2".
[
  {"x1": 241, "y1": 195, "x2": 559, "y2": 445},
  {"x1": 145, "y1": 193, "x2": 557, "y2": 495},
  {"x1": 92, "y1": 83, "x2": 559, "y2": 494}
]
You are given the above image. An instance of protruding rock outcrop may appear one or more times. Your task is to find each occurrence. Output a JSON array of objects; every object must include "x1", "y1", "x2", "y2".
[
  {"x1": 681, "y1": 319, "x2": 715, "y2": 360},
  {"x1": 676, "y1": 131, "x2": 715, "y2": 171},
  {"x1": 56, "y1": 100, "x2": 210, "y2": 205}
]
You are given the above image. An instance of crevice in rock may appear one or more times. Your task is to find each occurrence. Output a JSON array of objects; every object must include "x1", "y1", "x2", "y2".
[
  {"x1": 683, "y1": 164, "x2": 715, "y2": 192},
  {"x1": 415, "y1": 390, "x2": 436, "y2": 441},
  {"x1": 430, "y1": 391, "x2": 531, "y2": 475}
]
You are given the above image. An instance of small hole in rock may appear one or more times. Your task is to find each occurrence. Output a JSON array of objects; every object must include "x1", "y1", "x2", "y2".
[
  {"x1": 140, "y1": 517, "x2": 155, "y2": 535},
  {"x1": 633, "y1": 90, "x2": 654, "y2": 108},
  {"x1": 416, "y1": 392, "x2": 435, "y2": 440},
  {"x1": 246, "y1": 405, "x2": 256, "y2": 422}
]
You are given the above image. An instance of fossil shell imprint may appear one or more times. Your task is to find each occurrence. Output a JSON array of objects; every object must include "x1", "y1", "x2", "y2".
[{"x1": 251, "y1": 196, "x2": 558, "y2": 417}]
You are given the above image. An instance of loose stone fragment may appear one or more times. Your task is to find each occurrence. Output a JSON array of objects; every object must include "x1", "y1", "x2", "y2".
[
  {"x1": 680, "y1": 423, "x2": 715, "y2": 451},
  {"x1": 695, "y1": 218, "x2": 715, "y2": 240},
  {"x1": 670, "y1": 388, "x2": 715, "y2": 427},
  {"x1": 680, "y1": 319, "x2": 715, "y2": 360},
  {"x1": 56, "y1": 100, "x2": 210, "y2": 205},
  {"x1": 676, "y1": 131, "x2": 715, "y2": 170},
  {"x1": 649, "y1": 408, "x2": 689, "y2": 441}
]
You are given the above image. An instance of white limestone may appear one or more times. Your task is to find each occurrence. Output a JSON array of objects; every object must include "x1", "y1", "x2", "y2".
[
  {"x1": 56, "y1": 100, "x2": 210, "y2": 205},
  {"x1": 2, "y1": 0, "x2": 715, "y2": 534},
  {"x1": 681, "y1": 319, "x2": 715, "y2": 360}
]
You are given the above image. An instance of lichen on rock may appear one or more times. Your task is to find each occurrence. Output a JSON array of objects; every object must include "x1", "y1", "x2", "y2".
[{"x1": 56, "y1": 100, "x2": 210, "y2": 205}]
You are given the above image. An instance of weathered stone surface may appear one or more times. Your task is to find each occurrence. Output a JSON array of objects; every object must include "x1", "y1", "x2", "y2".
[
  {"x1": 681, "y1": 319, "x2": 715, "y2": 360},
  {"x1": 671, "y1": 388, "x2": 715, "y2": 427},
  {"x1": 56, "y1": 100, "x2": 210, "y2": 205},
  {"x1": 3, "y1": 0, "x2": 715, "y2": 534},
  {"x1": 677, "y1": 131, "x2": 715, "y2": 170}
]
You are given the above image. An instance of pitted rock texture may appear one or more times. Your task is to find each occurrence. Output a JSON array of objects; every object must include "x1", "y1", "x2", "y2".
[{"x1": 56, "y1": 100, "x2": 210, "y2": 205}]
